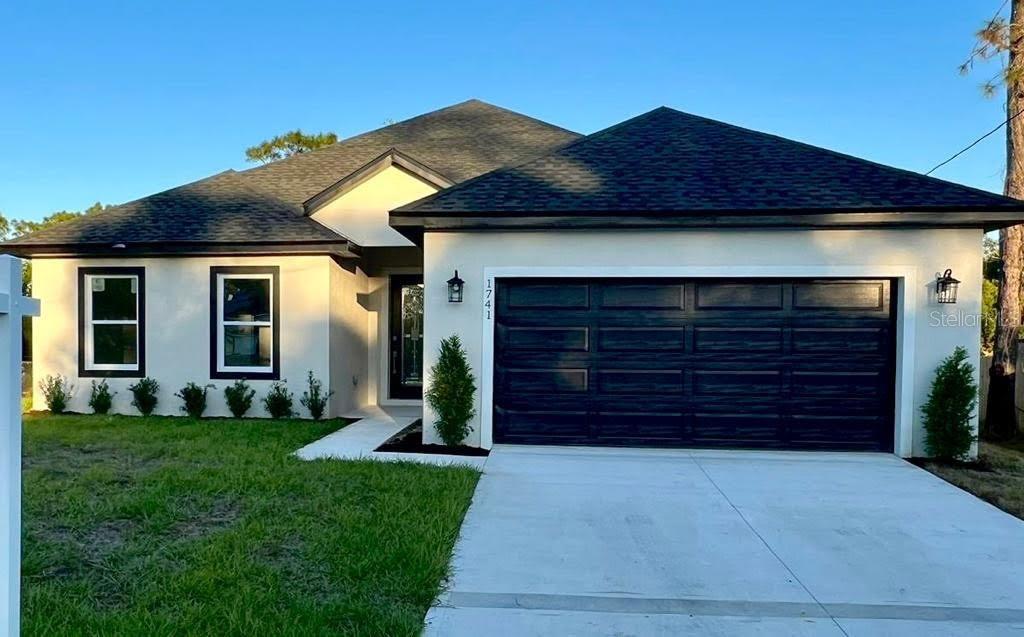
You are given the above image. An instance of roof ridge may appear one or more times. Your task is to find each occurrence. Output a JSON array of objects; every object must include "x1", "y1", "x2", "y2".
[
  {"x1": 395, "y1": 106, "x2": 1024, "y2": 217},
  {"x1": 241, "y1": 100, "x2": 499, "y2": 176},
  {"x1": 399, "y1": 106, "x2": 1023, "y2": 214},
  {"x1": 242, "y1": 99, "x2": 581, "y2": 178},
  {"x1": 464, "y1": 99, "x2": 580, "y2": 136},
  {"x1": 393, "y1": 106, "x2": 665, "y2": 212},
  {"x1": 654, "y1": 107, "x2": 1019, "y2": 203}
]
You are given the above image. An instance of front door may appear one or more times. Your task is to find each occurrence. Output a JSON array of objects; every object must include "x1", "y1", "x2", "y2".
[{"x1": 389, "y1": 275, "x2": 424, "y2": 399}]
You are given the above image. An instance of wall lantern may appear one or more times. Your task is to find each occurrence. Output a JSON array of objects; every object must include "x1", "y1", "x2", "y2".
[
  {"x1": 447, "y1": 270, "x2": 465, "y2": 303},
  {"x1": 936, "y1": 269, "x2": 960, "y2": 304}
]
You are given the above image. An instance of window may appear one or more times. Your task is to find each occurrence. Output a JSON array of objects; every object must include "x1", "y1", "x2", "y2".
[
  {"x1": 78, "y1": 267, "x2": 145, "y2": 377},
  {"x1": 210, "y1": 266, "x2": 279, "y2": 379}
]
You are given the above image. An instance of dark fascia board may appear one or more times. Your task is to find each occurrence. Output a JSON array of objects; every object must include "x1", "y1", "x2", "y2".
[
  {"x1": 389, "y1": 208, "x2": 1024, "y2": 234},
  {"x1": 4, "y1": 240, "x2": 361, "y2": 259},
  {"x1": 303, "y1": 148, "x2": 455, "y2": 215}
]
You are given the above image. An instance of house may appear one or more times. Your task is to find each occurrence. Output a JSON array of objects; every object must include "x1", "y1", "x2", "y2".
[{"x1": 7, "y1": 99, "x2": 1024, "y2": 456}]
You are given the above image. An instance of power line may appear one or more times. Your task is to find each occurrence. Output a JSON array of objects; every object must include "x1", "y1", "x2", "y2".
[
  {"x1": 925, "y1": 106, "x2": 1024, "y2": 176},
  {"x1": 992, "y1": 0, "x2": 1010, "y2": 23}
]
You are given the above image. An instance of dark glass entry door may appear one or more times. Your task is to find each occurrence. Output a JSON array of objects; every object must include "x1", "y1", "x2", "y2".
[{"x1": 390, "y1": 275, "x2": 424, "y2": 399}]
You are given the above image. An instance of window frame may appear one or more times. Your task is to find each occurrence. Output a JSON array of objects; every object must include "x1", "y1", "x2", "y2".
[
  {"x1": 78, "y1": 267, "x2": 146, "y2": 378},
  {"x1": 209, "y1": 266, "x2": 280, "y2": 380}
]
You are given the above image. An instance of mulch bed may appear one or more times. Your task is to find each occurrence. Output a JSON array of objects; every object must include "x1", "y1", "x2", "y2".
[{"x1": 376, "y1": 420, "x2": 489, "y2": 457}]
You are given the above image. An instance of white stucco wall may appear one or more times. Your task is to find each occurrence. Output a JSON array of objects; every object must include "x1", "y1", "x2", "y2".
[
  {"x1": 31, "y1": 255, "x2": 341, "y2": 418},
  {"x1": 311, "y1": 165, "x2": 438, "y2": 247},
  {"x1": 422, "y1": 228, "x2": 984, "y2": 457},
  {"x1": 328, "y1": 260, "x2": 371, "y2": 416}
]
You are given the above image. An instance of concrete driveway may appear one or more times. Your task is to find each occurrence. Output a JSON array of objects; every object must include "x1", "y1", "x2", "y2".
[{"x1": 425, "y1": 446, "x2": 1024, "y2": 636}]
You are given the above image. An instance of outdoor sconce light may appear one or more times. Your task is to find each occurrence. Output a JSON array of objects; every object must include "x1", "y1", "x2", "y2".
[
  {"x1": 936, "y1": 269, "x2": 960, "y2": 304},
  {"x1": 447, "y1": 270, "x2": 465, "y2": 303}
]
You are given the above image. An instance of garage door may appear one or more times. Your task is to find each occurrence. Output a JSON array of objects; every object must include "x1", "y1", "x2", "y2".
[{"x1": 494, "y1": 278, "x2": 896, "y2": 451}]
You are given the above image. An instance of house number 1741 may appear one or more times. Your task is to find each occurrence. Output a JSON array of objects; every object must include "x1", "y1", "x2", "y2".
[{"x1": 484, "y1": 278, "x2": 493, "y2": 319}]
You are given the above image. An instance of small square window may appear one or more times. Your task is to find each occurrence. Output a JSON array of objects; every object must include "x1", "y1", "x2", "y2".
[
  {"x1": 223, "y1": 325, "x2": 272, "y2": 368},
  {"x1": 93, "y1": 324, "x2": 138, "y2": 365},
  {"x1": 92, "y1": 277, "x2": 138, "y2": 321},
  {"x1": 223, "y1": 278, "x2": 271, "y2": 322}
]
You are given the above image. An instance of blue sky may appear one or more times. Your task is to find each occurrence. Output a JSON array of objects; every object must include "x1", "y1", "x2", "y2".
[{"x1": 0, "y1": 1, "x2": 1011, "y2": 221}]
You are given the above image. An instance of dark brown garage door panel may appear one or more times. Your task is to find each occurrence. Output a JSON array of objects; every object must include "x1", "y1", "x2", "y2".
[
  {"x1": 600, "y1": 283, "x2": 685, "y2": 308},
  {"x1": 694, "y1": 327, "x2": 783, "y2": 353},
  {"x1": 494, "y1": 278, "x2": 896, "y2": 451},
  {"x1": 599, "y1": 327, "x2": 686, "y2": 351}
]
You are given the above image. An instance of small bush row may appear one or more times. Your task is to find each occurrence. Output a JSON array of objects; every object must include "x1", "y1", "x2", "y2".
[{"x1": 38, "y1": 372, "x2": 334, "y2": 420}]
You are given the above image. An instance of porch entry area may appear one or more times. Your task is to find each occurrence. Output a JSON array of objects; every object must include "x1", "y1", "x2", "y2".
[{"x1": 389, "y1": 274, "x2": 423, "y2": 400}]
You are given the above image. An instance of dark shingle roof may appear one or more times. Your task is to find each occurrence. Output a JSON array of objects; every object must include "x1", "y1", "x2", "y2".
[
  {"x1": 396, "y1": 106, "x2": 1024, "y2": 215},
  {"x1": 6, "y1": 171, "x2": 341, "y2": 246},
  {"x1": 241, "y1": 99, "x2": 580, "y2": 205},
  {"x1": 6, "y1": 99, "x2": 580, "y2": 249}
]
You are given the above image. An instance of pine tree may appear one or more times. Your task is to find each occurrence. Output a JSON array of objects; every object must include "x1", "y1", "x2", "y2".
[
  {"x1": 961, "y1": 0, "x2": 1024, "y2": 438},
  {"x1": 244, "y1": 130, "x2": 338, "y2": 163}
]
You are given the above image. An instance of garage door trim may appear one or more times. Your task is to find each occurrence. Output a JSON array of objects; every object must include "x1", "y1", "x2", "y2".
[{"x1": 478, "y1": 265, "x2": 917, "y2": 456}]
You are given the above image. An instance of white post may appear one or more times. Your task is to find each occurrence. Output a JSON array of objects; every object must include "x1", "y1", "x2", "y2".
[{"x1": 0, "y1": 255, "x2": 40, "y2": 637}]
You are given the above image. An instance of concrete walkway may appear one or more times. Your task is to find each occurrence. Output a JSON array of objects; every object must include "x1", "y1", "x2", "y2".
[
  {"x1": 294, "y1": 405, "x2": 487, "y2": 469},
  {"x1": 426, "y1": 446, "x2": 1024, "y2": 636}
]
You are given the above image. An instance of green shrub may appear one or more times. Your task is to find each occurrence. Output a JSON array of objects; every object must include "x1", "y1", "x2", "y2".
[
  {"x1": 262, "y1": 381, "x2": 293, "y2": 419},
  {"x1": 128, "y1": 377, "x2": 160, "y2": 416},
  {"x1": 88, "y1": 380, "x2": 114, "y2": 415},
  {"x1": 922, "y1": 346, "x2": 978, "y2": 461},
  {"x1": 981, "y1": 279, "x2": 997, "y2": 352},
  {"x1": 39, "y1": 375, "x2": 73, "y2": 414},
  {"x1": 299, "y1": 371, "x2": 333, "y2": 420},
  {"x1": 224, "y1": 379, "x2": 256, "y2": 418},
  {"x1": 176, "y1": 382, "x2": 214, "y2": 418},
  {"x1": 425, "y1": 334, "x2": 476, "y2": 446}
]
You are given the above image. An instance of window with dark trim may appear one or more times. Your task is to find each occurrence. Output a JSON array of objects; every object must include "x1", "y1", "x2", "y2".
[
  {"x1": 78, "y1": 267, "x2": 145, "y2": 377},
  {"x1": 210, "y1": 266, "x2": 280, "y2": 380}
]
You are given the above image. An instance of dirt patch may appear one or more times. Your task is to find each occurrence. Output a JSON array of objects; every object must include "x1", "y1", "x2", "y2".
[
  {"x1": 916, "y1": 441, "x2": 1024, "y2": 521},
  {"x1": 172, "y1": 498, "x2": 243, "y2": 541},
  {"x1": 376, "y1": 421, "x2": 489, "y2": 457},
  {"x1": 909, "y1": 456, "x2": 994, "y2": 473},
  {"x1": 23, "y1": 444, "x2": 166, "y2": 478},
  {"x1": 84, "y1": 519, "x2": 135, "y2": 559},
  {"x1": 38, "y1": 518, "x2": 136, "y2": 565},
  {"x1": 258, "y1": 535, "x2": 336, "y2": 604}
]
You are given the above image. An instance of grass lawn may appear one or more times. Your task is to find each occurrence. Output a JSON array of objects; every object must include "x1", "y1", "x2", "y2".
[
  {"x1": 21, "y1": 414, "x2": 480, "y2": 636},
  {"x1": 918, "y1": 440, "x2": 1024, "y2": 521}
]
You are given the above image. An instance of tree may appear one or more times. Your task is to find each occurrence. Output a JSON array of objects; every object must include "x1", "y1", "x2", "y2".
[
  {"x1": 12, "y1": 209, "x2": 86, "y2": 237},
  {"x1": 984, "y1": 235, "x2": 1001, "y2": 279},
  {"x1": 244, "y1": 130, "x2": 338, "y2": 164},
  {"x1": 962, "y1": 1, "x2": 1024, "y2": 439},
  {"x1": 425, "y1": 334, "x2": 476, "y2": 447},
  {"x1": 983, "y1": 278, "x2": 999, "y2": 353},
  {"x1": 7, "y1": 202, "x2": 107, "y2": 295},
  {"x1": 922, "y1": 347, "x2": 979, "y2": 461}
]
